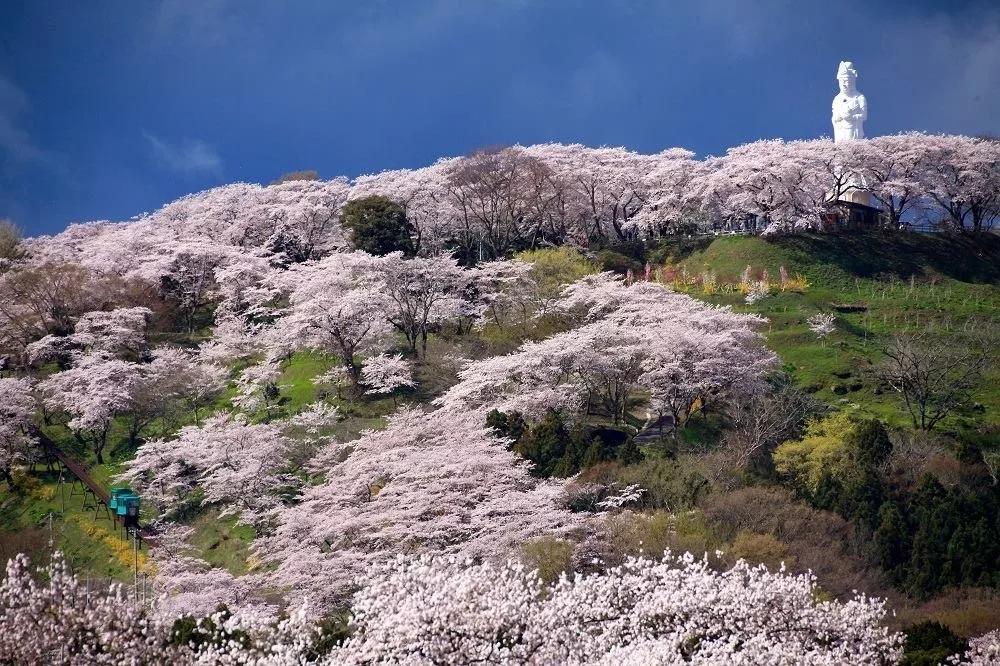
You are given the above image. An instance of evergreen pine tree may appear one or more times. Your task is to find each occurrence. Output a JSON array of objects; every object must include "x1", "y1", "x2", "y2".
[
  {"x1": 517, "y1": 410, "x2": 570, "y2": 478},
  {"x1": 580, "y1": 439, "x2": 605, "y2": 469},
  {"x1": 874, "y1": 501, "x2": 910, "y2": 584},
  {"x1": 812, "y1": 472, "x2": 843, "y2": 512},
  {"x1": 849, "y1": 419, "x2": 893, "y2": 469},
  {"x1": 617, "y1": 439, "x2": 644, "y2": 466}
]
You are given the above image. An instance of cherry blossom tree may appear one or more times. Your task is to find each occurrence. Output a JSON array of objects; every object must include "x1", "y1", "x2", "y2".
[
  {"x1": 0, "y1": 263, "x2": 108, "y2": 363},
  {"x1": 952, "y1": 630, "x2": 1000, "y2": 665},
  {"x1": 157, "y1": 348, "x2": 227, "y2": 424},
  {"x1": 445, "y1": 146, "x2": 557, "y2": 260},
  {"x1": 0, "y1": 377, "x2": 36, "y2": 489},
  {"x1": 199, "y1": 255, "x2": 283, "y2": 364},
  {"x1": 146, "y1": 526, "x2": 275, "y2": 620},
  {"x1": 527, "y1": 143, "x2": 654, "y2": 241},
  {"x1": 331, "y1": 551, "x2": 904, "y2": 664},
  {"x1": 860, "y1": 133, "x2": 928, "y2": 227},
  {"x1": 256, "y1": 408, "x2": 587, "y2": 608},
  {"x1": 271, "y1": 252, "x2": 391, "y2": 390},
  {"x1": 361, "y1": 354, "x2": 415, "y2": 402},
  {"x1": 71, "y1": 306, "x2": 152, "y2": 359},
  {"x1": 157, "y1": 245, "x2": 225, "y2": 335},
  {"x1": 259, "y1": 177, "x2": 351, "y2": 261},
  {"x1": 0, "y1": 550, "x2": 322, "y2": 664},
  {"x1": 121, "y1": 412, "x2": 324, "y2": 526},
  {"x1": 231, "y1": 359, "x2": 284, "y2": 420},
  {"x1": 916, "y1": 134, "x2": 1000, "y2": 233},
  {"x1": 0, "y1": 552, "x2": 177, "y2": 664},
  {"x1": 439, "y1": 274, "x2": 774, "y2": 427},
  {"x1": 807, "y1": 312, "x2": 836, "y2": 339},
  {"x1": 27, "y1": 306, "x2": 153, "y2": 366},
  {"x1": 628, "y1": 147, "x2": 698, "y2": 235},
  {"x1": 367, "y1": 252, "x2": 469, "y2": 358},
  {"x1": 697, "y1": 139, "x2": 830, "y2": 234},
  {"x1": 471, "y1": 259, "x2": 538, "y2": 333},
  {"x1": 39, "y1": 354, "x2": 141, "y2": 463},
  {"x1": 212, "y1": 254, "x2": 282, "y2": 331},
  {"x1": 135, "y1": 347, "x2": 228, "y2": 429}
]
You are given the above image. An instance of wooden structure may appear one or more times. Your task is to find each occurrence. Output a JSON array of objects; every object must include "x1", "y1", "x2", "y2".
[
  {"x1": 820, "y1": 200, "x2": 886, "y2": 231},
  {"x1": 36, "y1": 431, "x2": 156, "y2": 546}
]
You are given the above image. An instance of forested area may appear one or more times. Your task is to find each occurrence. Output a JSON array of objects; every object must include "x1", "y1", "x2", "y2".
[{"x1": 0, "y1": 135, "x2": 998, "y2": 664}]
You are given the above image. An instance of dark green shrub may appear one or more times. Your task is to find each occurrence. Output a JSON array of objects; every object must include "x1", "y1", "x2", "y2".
[
  {"x1": 340, "y1": 196, "x2": 415, "y2": 256},
  {"x1": 900, "y1": 621, "x2": 966, "y2": 666}
]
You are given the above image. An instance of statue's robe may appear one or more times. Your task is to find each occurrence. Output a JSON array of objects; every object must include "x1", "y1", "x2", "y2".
[{"x1": 832, "y1": 92, "x2": 867, "y2": 143}]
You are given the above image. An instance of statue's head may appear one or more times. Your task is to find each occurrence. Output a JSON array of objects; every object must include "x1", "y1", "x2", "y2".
[{"x1": 837, "y1": 61, "x2": 858, "y2": 94}]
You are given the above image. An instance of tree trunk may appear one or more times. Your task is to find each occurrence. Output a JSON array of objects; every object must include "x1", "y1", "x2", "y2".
[
  {"x1": 128, "y1": 416, "x2": 142, "y2": 448},
  {"x1": 343, "y1": 359, "x2": 362, "y2": 397},
  {"x1": 94, "y1": 428, "x2": 108, "y2": 465},
  {"x1": 2, "y1": 467, "x2": 16, "y2": 491}
]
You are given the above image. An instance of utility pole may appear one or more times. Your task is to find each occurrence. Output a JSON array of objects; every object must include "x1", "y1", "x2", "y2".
[
  {"x1": 58, "y1": 470, "x2": 66, "y2": 514},
  {"x1": 133, "y1": 529, "x2": 139, "y2": 602}
]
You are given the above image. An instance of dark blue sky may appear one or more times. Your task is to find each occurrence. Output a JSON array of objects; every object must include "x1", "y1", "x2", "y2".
[{"x1": 2, "y1": 0, "x2": 999, "y2": 236}]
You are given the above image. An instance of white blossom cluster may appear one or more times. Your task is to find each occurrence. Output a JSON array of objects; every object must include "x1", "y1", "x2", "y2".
[
  {"x1": 744, "y1": 279, "x2": 770, "y2": 305},
  {"x1": 807, "y1": 312, "x2": 837, "y2": 339},
  {"x1": 329, "y1": 551, "x2": 906, "y2": 665},
  {"x1": 950, "y1": 630, "x2": 1000, "y2": 665},
  {"x1": 18, "y1": 135, "x2": 1000, "y2": 285},
  {"x1": 0, "y1": 552, "x2": 319, "y2": 665},
  {"x1": 255, "y1": 408, "x2": 588, "y2": 608},
  {"x1": 0, "y1": 376, "x2": 37, "y2": 486},
  {"x1": 438, "y1": 274, "x2": 775, "y2": 426},
  {"x1": 120, "y1": 408, "x2": 337, "y2": 526},
  {"x1": 595, "y1": 483, "x2": 646, "y2": 510}
]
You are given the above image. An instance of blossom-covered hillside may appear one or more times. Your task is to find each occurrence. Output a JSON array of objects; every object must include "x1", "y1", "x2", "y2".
[{"x1": 1, "y1": 137, "x2": 998, "y2": 663}]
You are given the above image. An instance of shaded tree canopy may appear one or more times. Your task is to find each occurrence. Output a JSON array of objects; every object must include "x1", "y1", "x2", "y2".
[{"x1": 340, "y1": 196, "x2": 415, "y2": 256}]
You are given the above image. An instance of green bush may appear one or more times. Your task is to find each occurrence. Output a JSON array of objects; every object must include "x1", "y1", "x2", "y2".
[
  {"x1": 340, "y1": 196, "x2": 415, "y2": 256},
  {"x1": 520, "y1": 536, "x2": 575, "y2": 584},
  {"x1": 578, "y1": 457, "x2": 708, "y2": 511},
  {"x1": 728, "y1": 530, "x2": 793, "y2": 571},
  {"x1": 594, "y1": 249, "x2": 638, "y2": 274},
  {"x1": 900, "y1": 621, "x2": 966, "y2": 666},
  {"x1": 602, "y1": 510, "x2": 722, "y2": 563},
  {"x1": 489, "y1": 410, "x2": 627, "y2": 478},
  {"x1": 773, "y1": 411, "x2": 856, "y2": 495},
  {"x1": 515, "y1": 247, "x2": 596, "y2": 301}
]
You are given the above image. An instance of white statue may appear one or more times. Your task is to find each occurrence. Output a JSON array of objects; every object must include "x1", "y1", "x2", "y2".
[{"x1": 831, "y1": 61, "x2": 867, "y2": 142}]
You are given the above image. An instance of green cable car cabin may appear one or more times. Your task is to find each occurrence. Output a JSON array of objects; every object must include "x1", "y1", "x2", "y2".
[{"x1": 108, "y1": 488, "x2": 141, "y2": 527}]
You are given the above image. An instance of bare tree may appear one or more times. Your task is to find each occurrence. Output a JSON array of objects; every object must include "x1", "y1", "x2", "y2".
[
  {"x1": 270, "y1": 169, "x2": 319, "y2": 185},
  {"x1": 446, "y1": 146, "x2": 550, "y2": 261},
  {"x1": 721, "y1": 375, "x2": 823, "y2": 471},
  {"x1": 879, "y1": 334, "x2": 989, "y2": 430},
  {"x1": 0, "y1": 219, "x2": 24, "y2": 267}
]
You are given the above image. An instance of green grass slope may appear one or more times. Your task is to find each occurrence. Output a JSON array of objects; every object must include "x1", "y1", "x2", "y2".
[
  {"x1": 661, "y1": 232, "x2": 1000, "y2": 429},
  {"x1": 0, "y1": 349, "x2": 394, "y2": 582}
]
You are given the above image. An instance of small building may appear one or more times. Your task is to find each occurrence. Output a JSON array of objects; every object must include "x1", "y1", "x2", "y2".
[{"x1": 820, "y1": 199, "x2": 886, "y2": 232}]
